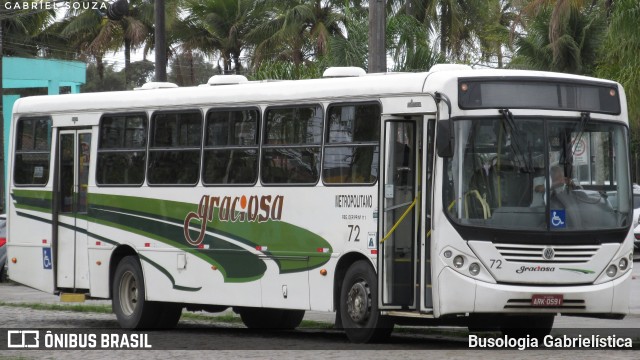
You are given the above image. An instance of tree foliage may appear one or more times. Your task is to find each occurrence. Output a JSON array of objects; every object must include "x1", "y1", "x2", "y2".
[{"x1": 596, "y1": 0, "x2": 640, "y2": 129}]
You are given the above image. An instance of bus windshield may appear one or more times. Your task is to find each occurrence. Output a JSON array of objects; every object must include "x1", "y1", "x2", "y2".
[{"x1": 444, "y1": 116, "x2": 631, "y2": 231}]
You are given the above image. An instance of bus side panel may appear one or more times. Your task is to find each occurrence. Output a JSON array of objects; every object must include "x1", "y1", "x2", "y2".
[
  {"x1": 261, "y1": 259, "x2": 309, "y2": 309},
  {"x1": 87, "y1": 247, "x2": 113, "y2": 298},
  {"x1": 141, "y1": 250, "x2": 262, "y2": 307},
  {"x1": 309, "y1": 257, "x2": 337, "y2": 312},
  {"x1": 6, "y1": 209, "x2": 55, "y2": 294}
]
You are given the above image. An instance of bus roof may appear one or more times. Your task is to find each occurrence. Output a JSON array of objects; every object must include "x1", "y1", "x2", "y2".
[{"x1": 11, "y1": 67, "x2": 621, "y2": 116}]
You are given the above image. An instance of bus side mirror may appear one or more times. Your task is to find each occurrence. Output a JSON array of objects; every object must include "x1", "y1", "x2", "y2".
[{"x1": 436, "y1": 120, "x2": 454, "y2": 158}]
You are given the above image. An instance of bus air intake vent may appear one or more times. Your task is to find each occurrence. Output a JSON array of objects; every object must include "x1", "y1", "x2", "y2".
[
  {"x1": 494, "y1": 244, "x2": 599, "y2": 264},
  {"x1": 206, "y1": 74, "x2": 249, "y2": 85},
  {"x1": 504, "y1": 299, "x2": 586, "y2": 310},
  {"x1": 134, "y1": 82, "x2": 179, "y2": 90},
  {"x1": 322, "y1": 67, "x2": 366, "y2": 78}
]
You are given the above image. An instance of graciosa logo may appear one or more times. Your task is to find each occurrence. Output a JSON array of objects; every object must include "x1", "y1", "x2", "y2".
[{"x1": 183, "y1": 195, "x2": 284, "y2": 246}]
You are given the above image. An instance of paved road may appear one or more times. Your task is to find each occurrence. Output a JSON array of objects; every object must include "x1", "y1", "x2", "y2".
[{"x1": 0, "y1": 264, "x2": 638, "y2": 359}]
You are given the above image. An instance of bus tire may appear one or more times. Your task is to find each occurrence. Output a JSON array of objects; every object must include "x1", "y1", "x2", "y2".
[
  {"x1": 112, "y1": 256, "x2": 158, "y2": 329},
  {"x1": 278, "y1": 309, "x2": 305, "y2": 329},
  {"x1": 154, "y1": 302, "x2": 183, "y2": 329},
  {"x1": 340, "y1": 260, "x2": 393, "y2": 343},
  {"x1": 239, "y1": 308, "x2": 305, "y2": 329},
  {"x1": 500, "y1": 314, "x2": 555, "y2": 339}
]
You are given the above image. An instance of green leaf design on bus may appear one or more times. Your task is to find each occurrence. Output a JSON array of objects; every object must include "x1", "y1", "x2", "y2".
[
  {"x1": 12, "y1": 191, "x2": 332, "y2": 282},
  {"x1": 559, "y1": 268, "x2": 596, "y2": 275},
  {"x1": 89, "y1": 193, "x2": 332, "y2": 278}
]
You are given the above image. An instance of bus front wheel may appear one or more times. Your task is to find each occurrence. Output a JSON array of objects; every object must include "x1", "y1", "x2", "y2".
[
  {"x1": 112, "y1": 256, "x2": 158, "y2": 329},
  {"x1": 339, "y1": 260, "x2": 393, "y2": 343}
]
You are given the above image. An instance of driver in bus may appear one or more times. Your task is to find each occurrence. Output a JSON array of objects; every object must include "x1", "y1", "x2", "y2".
[{"x1": 532, "y1": 165, "x2": 576, "y2": 206}]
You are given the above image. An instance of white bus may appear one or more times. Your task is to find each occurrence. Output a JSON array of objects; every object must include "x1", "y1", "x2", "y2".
[{"x1": 6, "y1": 65, "x2": 634, "y2": 343}]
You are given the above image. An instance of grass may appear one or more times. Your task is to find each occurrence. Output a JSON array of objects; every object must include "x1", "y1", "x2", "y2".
[{"x1": 0, "y1": 301, "x2": 333, "y2": 329}]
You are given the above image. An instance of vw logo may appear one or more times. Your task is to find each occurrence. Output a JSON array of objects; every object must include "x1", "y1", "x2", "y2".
[{"x1": 542, "y1": 247, "x2": 555, "y2": 260}]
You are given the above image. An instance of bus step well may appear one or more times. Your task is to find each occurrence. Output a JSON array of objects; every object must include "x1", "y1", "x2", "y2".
[{"x1": 60, "y1": 293, "x2": 86, "y2": 303}]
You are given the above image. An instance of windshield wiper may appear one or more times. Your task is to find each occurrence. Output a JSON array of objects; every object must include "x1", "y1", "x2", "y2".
[{"x1": 499, "y1": 109, "x2": 533, "y2": 173}]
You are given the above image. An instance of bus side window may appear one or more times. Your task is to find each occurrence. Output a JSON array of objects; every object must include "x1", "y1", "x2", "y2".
[
  {"x1": 323, "y1": 103, "x2": 380, "y2": 185},
  {"x1": 97, "y1": 114, "x2": 147, "y2": 186},
  {"x1": 261, "y1": 105, "x2": 322, "y2": 185},
  {"x1": 14, "y1": 117, "x2": 53, "y2": 186},
  {"x1": 147, "y1": 110, "x2": 202, "y2": 186},
  {"x1": 203, "y1": 108, "x2": 259, "y2": 186}
]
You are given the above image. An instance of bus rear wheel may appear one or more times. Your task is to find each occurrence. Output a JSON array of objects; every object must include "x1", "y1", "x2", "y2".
[
  {"x1": 112, "y1": 256, "x2": 158, "y2": 329},
  {"x1": 154, "y1": 302, "x2": 183, "y2": 329},
  {"x1": 340, "y1": 260, "x2": 393, "y2": 343},
  {"x1": 239, "y1": 308, "x2": 305, "y2": 329}
]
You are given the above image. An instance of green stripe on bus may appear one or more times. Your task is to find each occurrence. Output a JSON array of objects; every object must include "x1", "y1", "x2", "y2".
[
  {"x1": 139, "y1": 254, "x2": 202, "y2": 292},
  {"x1": 13, "y1": 190, "x2": 332, "y2": 279},
  {"x1": 14, "y1": 211, "x2": 201, "y2": 291},
  {"x1": 12, "y1": 190, "x2": 52, "y2": 213}
]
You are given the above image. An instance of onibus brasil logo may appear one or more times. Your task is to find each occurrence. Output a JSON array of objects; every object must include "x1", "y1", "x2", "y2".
[{"x1": 183, "y1": 194, "x2": 284, "y2": 246}]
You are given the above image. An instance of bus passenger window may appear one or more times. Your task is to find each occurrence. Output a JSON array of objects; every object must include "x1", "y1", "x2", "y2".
[
  {"x1": 14, "y1": 117, "x2": 52, "y2": 186},
  {"x1": 323, "y1": 103, "x2": 380, "y2": 185},
  {"x1": 97, "y1": 114, "x2": 147, "y2": 185},
  {"x1": 261, "y1": 105, "x2": 322, "y2": 185},
  {"x1": 203, "y1": 108, "x2": 259, "y2": 185},
  {"x1": 147, "y1": 110, "x2": 202, "y2": 186}
]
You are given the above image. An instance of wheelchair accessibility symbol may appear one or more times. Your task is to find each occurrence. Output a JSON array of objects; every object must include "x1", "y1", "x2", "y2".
[
  {"x1": 551, "y1": 210, "x2": 566, "y2": 228},
  {"x1": 42, "y1": 248, "x2": 52, "y2": 270}
]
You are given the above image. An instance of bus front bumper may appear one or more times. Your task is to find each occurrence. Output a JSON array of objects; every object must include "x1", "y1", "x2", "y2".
[{"x1": 436, "y1": 267, "x2": 632, "y2": 317}]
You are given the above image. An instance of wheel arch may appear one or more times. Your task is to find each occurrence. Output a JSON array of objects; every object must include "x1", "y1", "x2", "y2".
[
  {"x1": 333, "y1": 251, "x2": 375, "y2": 312},
  {"x1": 109, "y1": 245, "x2": 139, "y2": 299}
]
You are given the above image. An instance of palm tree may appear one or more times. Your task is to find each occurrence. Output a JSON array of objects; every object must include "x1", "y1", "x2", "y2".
[
  {"x1": 60, "y1": 0, "x2": 154, "y2": 86},
  {"x1": 0, "y1": 6, "x2": 55, "y2": 57},
  {"x1": 475, "y1": 0, "x2": 519, "y2": 68},
  {"x1": 596, "y1": 0, "x2": 640, "y2": 139},
  {"x1": 521, "y1": 0, "x2": 602, "y2": 66},
  {"x1": 390, "y1": 0, "x2": 492, "y2": 63},
  {"x1": 387, "y1": 13, "x2": 442, "y2": 71},
  {"x1": 59, "y1": 8, "x2": 117, "y2": 80},
  {"x1": 248, "y1": 0, "x2": 345, "y2": 66},
  {"x1": 510, "y1": 3, "x2": 606, "y2": 75},
  {"x1": 184, "y1": 0, "x2": 267, "y2": 74},
  {"x1": 326, "y1": 6, "x2": 368, "y2": 68}
]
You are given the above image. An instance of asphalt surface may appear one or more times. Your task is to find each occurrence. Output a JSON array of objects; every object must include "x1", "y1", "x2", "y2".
[{"x1": 0, "y1": 264, "x2": 638, "y2": 359}]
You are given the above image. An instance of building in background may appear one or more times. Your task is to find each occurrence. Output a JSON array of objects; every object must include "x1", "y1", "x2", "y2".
[{"x1": 2, "y1": 57, "x2": 86, "y2": 211}]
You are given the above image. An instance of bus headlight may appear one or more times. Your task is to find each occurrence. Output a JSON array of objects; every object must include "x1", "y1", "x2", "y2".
[
  {"x1": 440, "y1": 246, "x2": 496, "y2": 283},
  {"x1": 618, "y1": 258, "x2": 628, "y2": 271},
  {"x1": 606, "y1": 265, "x2": 617, "y2": 277},
  {"x1": 453, "y1": 255, "x2": 464, "y2": 268},
  {"x1": 469, "y1": 262, "x2": 481, "y2": 276}
]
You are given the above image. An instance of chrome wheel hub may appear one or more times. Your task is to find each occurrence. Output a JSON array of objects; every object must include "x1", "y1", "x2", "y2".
[
  {"x1": 346, "y1": 280, "x2": 371, "y2": 323},
  {"x1": 119, "y1": 271, "x2": 138, "y2": 316}
]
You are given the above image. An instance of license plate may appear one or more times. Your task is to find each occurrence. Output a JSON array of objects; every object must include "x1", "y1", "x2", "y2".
[{"x1": 531, "y1": 294, "x2": 563, "y2": 307}]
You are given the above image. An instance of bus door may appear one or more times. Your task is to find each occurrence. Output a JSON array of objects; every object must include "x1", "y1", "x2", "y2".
[
  {"x1": 55, "y1": 129, "x2": 92, "y2": 290},
  {"x1": 379, "y1": 118, "x2": 421, "y2": 309}
]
